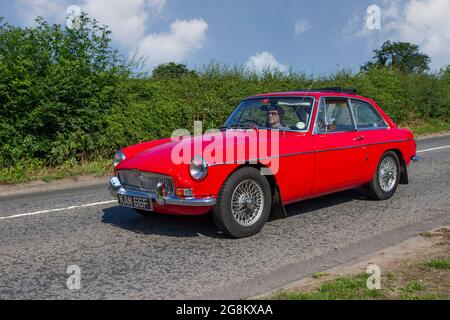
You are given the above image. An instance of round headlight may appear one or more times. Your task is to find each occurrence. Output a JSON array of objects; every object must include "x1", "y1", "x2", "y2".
[
  {"x1": 190, "y1": 156, "x2": 208, "y2": 181},
  {"x1": 113, "y1": 150, "x2": 126, "y2": 167}
]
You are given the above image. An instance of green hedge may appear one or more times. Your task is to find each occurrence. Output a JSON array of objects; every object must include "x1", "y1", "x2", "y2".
[
  {"x1": 100, "y1": 65, "x2": 449, "y2": 155},
  {"x1": 0, "y1": 16, "x2": 129, "y2": 167},
  {"x1": 0, "y1": 17, "x2": 449, "y2": 170}
]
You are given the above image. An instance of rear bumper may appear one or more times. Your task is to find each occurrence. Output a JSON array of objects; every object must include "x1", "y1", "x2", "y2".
[{"x1": 108, "y1": 176, "x2": 216, "y2": 207}]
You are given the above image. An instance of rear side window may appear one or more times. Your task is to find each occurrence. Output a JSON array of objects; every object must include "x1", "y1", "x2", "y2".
[
  {"x1": 351, "y1": 99, "x2": 388, "y2": 129},
  {"x1": 316, "y1": 98, "x2": 355, "y2": 133}
]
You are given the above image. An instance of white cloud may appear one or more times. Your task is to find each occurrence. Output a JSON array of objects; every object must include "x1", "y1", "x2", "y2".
[
  {"x1": 384, "y1": 0, "x2": 450, "y2": 68},
  {"x1": 81, "y1": 0, "x2": 150, "y2": 46},
  {"x1": 245, "y1": 51, "x2": 288, "y2": 73},
  {"x1": 136, "y1": 19, "x2": 208, "y2": 67},
  {"x1": 15, "y1": 0, "x2": 166, "y2": 47},
  {"x1": 343, "y1": 0, "x2": 450, "y2": 69},
  {"x1": 294, "y1": 19, "x2": 310, "y2": 35},
  {"x1": 83, "y1": 0, "x2": 207, "y2": 67},
  {"x1": 14, "y1": 0, "x2": 208, "y2": 70}
]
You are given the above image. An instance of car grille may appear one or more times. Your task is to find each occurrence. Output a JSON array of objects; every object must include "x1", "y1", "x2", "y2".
[{"x1": 117, "y1": 170, "x2": 175, "y2": 194}]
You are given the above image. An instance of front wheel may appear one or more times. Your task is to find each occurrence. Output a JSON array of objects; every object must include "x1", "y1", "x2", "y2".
[
  {"x1": 367, "y1": 151, "x2": 400, "y2": 200},
  {"x1": 212, "y1": 167, "x2": 272, "y2": 238}
]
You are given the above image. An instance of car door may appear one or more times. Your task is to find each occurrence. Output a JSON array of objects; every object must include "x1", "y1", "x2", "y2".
[
  {"x1": 312, "y1": 97, "x2": 368, "y2": 195},
  {"x1": 263, "y1": 97, "x2": 316, "y2": 204},
  {"x1": 349, "y1": 98, "x2": 391, "y2": 182},
  {"x1": 277, "y1": 130, "x2": 315, "y2": 203}
]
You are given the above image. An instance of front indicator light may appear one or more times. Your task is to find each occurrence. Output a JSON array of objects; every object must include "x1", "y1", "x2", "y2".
[{"x1": 176, "y1": 188, "x2": 194, "y2": 197}]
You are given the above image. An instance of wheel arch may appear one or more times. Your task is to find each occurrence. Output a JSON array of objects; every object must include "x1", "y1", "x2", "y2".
[
  {"x1": 384, "y1": 148, "x2": 408, "y2": 185},
  {"x1": 226, "y1": 163, "x2": 287, "y2": 220}
]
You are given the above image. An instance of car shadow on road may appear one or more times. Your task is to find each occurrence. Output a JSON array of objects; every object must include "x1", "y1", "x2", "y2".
[
  {"x1": 283, "y1": 187, "x2": 370, "y2": 218},
  {"x1": 101, "y1": 206, "x2": 226, "y2": 239},
  {"x1": 102, "y1": 188, "x2": 370, "y2": 238}
]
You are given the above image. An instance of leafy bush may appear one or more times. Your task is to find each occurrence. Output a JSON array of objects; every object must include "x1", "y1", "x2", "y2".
[{"x1": 0, "y1": 15, "x2": 129, "y2": 167}]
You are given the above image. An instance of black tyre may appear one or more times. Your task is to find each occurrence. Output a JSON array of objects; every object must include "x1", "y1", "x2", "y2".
[
  {"x1": 212, "y1": 167, "x2": 272, "y2": 238},
  {"x1": 367, "y1": 151, "x2": 400, "y2": 200},
  {"x1": 134, "y1": 209, "x2": 154, "y2": 217}
]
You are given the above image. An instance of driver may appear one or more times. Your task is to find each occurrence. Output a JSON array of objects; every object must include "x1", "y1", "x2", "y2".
[{"x1": 265, "y1": 104, "x2": 286, "y2": 129}]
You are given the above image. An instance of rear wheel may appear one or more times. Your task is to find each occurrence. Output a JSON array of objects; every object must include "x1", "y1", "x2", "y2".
[
  {"x1": 213, "y1": 167, "x2": 272, "y2": 238},
  {"x1": 368, "y1": 151, "x2": 400, "y2": 200}
]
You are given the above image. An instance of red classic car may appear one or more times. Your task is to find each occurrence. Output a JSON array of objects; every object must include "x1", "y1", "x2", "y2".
[{"x1": 109, "y1": 88, "x2": 420, "y2": 238}]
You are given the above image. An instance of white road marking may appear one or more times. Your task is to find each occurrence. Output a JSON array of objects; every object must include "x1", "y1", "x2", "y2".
[
  {"x1": 0, "y1": 200, "x2": 116, "y2": 221},
  {"x1": 2, "y1": 144, "x2": 450, "y2": 221},
  {"x1": 417, "y1": 145, "x2": 450, "y2": 153}
]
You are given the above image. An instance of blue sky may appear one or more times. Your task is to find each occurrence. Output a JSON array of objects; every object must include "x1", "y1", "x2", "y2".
[
  {"x1": 165, "y1": 0, "x2": 375, "y2": 74},
  {"x1": 3, "y1": 0, "x2": 450, "y2": 74}
]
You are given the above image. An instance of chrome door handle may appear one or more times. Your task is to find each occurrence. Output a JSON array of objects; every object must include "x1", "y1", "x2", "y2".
[{"x1": 353, "y1": 135, "x2": 365, "y2": 141}]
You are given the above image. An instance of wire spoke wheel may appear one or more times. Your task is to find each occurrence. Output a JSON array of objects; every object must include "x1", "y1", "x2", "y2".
[
  {"x1": 212, "y1": 167, "x2": 272, "y2": 238},
  {"x1": 378, "y1": 157, "x2": 398, "y2": 192},
  {"x1": 230, "y1": 179, "x2": 264, "y2": 227}
]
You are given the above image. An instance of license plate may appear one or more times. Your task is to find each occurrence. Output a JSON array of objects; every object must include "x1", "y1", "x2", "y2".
[{"x1": 118, "y1": 194, "x2": 153, "y2": 211}]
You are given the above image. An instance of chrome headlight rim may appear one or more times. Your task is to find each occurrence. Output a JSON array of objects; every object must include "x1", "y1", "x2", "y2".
[
  {"x1": 190, "y1": 155, "x2": 208, "y2": 181},
  {"x1": 113, "y1": 150, "x2": 126, "y2": 168}
]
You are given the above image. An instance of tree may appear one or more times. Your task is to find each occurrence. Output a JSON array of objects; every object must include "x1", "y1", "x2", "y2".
[
  {"x1": 152, "y1": 62, "x2": 195, "y2": 79},
  {"x1": 361, "y1": 41, "x2": 431, "y2": 74}
]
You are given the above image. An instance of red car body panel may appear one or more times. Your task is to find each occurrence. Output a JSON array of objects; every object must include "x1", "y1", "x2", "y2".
[{"x1": 114, "y1": 92, "x2": 416, "y2": 215}]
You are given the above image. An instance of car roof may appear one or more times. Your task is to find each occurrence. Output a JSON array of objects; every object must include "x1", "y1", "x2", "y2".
[{"x1": 246, "y1": 91, "x2": 370, "y2": 101}]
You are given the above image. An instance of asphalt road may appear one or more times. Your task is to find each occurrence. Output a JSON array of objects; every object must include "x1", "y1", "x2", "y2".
[{"x1": 0, "y1": 136, "x2": 449, "y2": 300}]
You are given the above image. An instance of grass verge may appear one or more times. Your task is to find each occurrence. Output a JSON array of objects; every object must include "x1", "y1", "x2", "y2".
[
  {"x1": 426, "y1": 259, "x2": 450, "y2": 270},
  {"x1": 402, "y1": 118, "x2": 450, "y2": 136},
  {"x1": 0, "y1": 159, "x2": 112, "y2": 185},
  {"x1": 273, "y1": 273, "x2": 382, "y2": 300},
  {"x1": 269, "y1": 228, "x2": 449, "y2": 300},
  {"x1": 272, "y1": 265, "x2": 449, "y2": 300}
]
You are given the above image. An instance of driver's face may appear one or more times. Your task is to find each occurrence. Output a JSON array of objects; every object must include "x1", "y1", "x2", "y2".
[{"x1": 267, "y1": 110, "x2": 281, "y2": 127}]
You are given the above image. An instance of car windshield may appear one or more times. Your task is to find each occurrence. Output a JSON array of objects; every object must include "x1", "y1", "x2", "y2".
[{"x1": 223, "y1": 97, "x2": 314, "y2": 131}]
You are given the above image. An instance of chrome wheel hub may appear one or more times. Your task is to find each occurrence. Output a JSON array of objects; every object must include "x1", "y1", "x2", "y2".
[
  {"x1": 379, "y1": 157, "x2": 398, "y2": 192},
  {"x1": 231, "y1": 179, "x2": 264, "y2": 227}
]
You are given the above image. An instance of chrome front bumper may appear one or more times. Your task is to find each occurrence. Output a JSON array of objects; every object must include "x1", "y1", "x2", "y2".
[
  {"x1": 411, "y1": 155, "x2": 422, "y2": 162},
  {"x1": 109, "y1": 176, "x2": 216, "y2": 207}
]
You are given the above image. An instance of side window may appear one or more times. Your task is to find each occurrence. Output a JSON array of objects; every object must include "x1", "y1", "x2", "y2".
[
  {"x1": 351, "y1": 99, "x2": 388, "y2": 129},
  {"x1": 316, "y1": 98, "x2": 355, "y2": 133}
]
